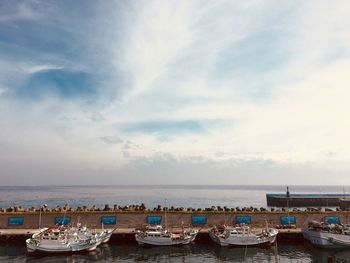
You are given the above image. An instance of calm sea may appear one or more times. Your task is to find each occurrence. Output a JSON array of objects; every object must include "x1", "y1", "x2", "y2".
[
  {"x1": 0, "y1": 185, "x2": 348, "y2": 209},
  {"x1": 0, "y1": 243, "x2": 349, "y2": 262},
  {"x1": 0, "y1": 185, "x2": 349, "y2": 262}
]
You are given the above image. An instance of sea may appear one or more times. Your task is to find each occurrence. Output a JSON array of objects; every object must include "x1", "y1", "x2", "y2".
[{"x1": 0, "y1": 185, "x2": 350, "y2": 263}]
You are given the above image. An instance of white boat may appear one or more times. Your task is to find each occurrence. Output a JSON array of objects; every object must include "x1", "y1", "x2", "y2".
[
  {"x1": 209, "y1": 225, "x2": 278, "y2": 247},
  {"x1": 99, "y1": 229, "x2": 114, "y2": 244},
  {"x1": 26, "y1": 226, "x2": 99, "y2": 253},
  {"x1": 303, "y1": 221, "x2": 350, "y2": 248},
  {"x1": 135, "y1": 225, "x2": 199, "y2": 246},
  {"x1": 71, "y1": 223, "x2": 103, "y2": 246},
  {"x1": 70, "y1": 221, "x2": 115, "y2": 245}
]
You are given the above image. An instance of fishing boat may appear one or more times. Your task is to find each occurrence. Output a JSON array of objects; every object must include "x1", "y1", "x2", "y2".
[
  {"x1": 303, "y1": 221, "x2": 350, "y2": 248},
  {"x1": 209, "y1": 224, "x2": 278, "y2": 247},
  {"x1": 72, "y1": 220, "x2": 115, "y2": 245},
  {"x1": 136, "y1": 199, "x2": 198, "y2": 246},
  {"x1": 99, "y1": 229, "x2": 114, "y2": 244},
  {"x1": 135, "y1": 224, "x2": 199, "y2": 246},
  {"x1": 71, "y1": 222, "x2": 103, "y2": 246},
  {"x1": 26, "y1": 226, "x2": 99, "y2": 253}
]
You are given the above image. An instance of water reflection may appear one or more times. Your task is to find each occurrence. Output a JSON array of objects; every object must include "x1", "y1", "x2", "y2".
[
  {"x1": 334, "y1": 249, "x2": 350, "y2": 262},
  {"x1": 0, "y1": 243, "x2": 346, "y2": 262}
]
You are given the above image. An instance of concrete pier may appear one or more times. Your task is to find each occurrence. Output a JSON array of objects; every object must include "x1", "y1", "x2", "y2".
[{"x1": 0, "y1": 210, "x2": 348, "y2": 244}]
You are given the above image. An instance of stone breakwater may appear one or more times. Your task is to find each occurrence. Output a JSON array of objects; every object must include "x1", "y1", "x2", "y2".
[{"x1": 1, "y1": 203, "x2": 346, "y2": 213}]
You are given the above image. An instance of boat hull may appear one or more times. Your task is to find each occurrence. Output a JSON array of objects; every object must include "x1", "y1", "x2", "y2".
[
  {"x1": 26, "y1": 238, "x2": 98, "y2": 253},
  {"x1": 303, "y1": 229, "x2": 350, "y2": 249},
  {"x1": 209, "y1": 228, "x2": 278, "y2": 247},
  {"x1": 100, "y1": 231, "x2": 113, "y2": 244},
  {"x1": 135, "y1": 235, "x2": 192, "y2": 246}
]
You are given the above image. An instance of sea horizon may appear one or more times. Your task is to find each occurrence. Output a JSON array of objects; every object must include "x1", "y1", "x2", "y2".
[{"x1": 1, "y1": 185, "x2": 349, "y2": 210}]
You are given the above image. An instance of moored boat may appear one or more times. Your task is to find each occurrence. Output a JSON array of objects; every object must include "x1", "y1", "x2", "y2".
[
  {"x1": 135, "y1": 225, "x2": 199, "y2": 246},
  {"x1": 98, "y1": 229, "x2": 114, "y2": 244},
  {"x1": 209, "y1": 224, "x2": 278, "y2": 247},
  {"x1": 303, "y1": 221, "x2": 350, "y2": 248},
  {"x1": 26, "y1": 226, "x2": 99, "y2": 253}
]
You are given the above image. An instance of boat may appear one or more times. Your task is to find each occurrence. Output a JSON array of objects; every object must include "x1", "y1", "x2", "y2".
[
  {"x1": 98, "y1": 229, "x2": 114, "y2": 244},
  {"x1": 209, "y1": 224, "x2": 278, "y2": 247},
  {"x1": 71, "y1": 223, "x2": 103, "y2": 246},
  {"x1": 136, "y1": 199, "x2": 198, "y2": 246},
  {"x1": 303, "y1": 221, "x2": 350, "y2": 248},
  {"x1": 26, "y1": 226, "x2": 99, "y2": 253},
  {"x1": 72, "y1": 220, "x2": 116, "y2": 245},
  {"x1": 135, "y1": 224, "x2": 199, "y2": 246}
]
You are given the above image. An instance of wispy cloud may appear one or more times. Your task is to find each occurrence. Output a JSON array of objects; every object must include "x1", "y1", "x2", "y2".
[
  {"x1": 123, "y1": 120, "x2": 204, "y2": 135},
  {"x1": 1, "y1": 1, "x2": 350, "y2": 184},
  {"x1": 100, "y1": 136, "x2": 123, "y2": 145},
  {"x1": 0, "y1": 1, "x2": 46, "y2": 23}
]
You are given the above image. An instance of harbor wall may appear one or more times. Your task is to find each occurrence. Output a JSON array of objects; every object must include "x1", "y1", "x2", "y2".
[
  {"x1": 1, "y1": 211, "x2": 350, "y2": 229},
  {"x1": 266, "y1": 194, "x2": 350, "y2": 207}
]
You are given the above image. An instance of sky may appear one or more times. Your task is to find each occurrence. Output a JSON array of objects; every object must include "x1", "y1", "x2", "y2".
[{"x1": 1, "y1": 0, "x2": 350, "y2": 185}]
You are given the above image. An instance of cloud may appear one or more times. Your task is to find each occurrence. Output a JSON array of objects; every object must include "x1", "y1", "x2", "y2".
[
  {"x1": 123, "y1": 120, "x2": 204, "y2": 135},
  {"x1": 1, "y1": 1, "x2": 350, "y2": 185},
  {"x1": 0, "y1": 85, "x2": 7, "y2": 96},
  {"x1": 116, "y1": 1, "x2": 195, "y2": 99},
  {"x1": 122, "y1": 141, "x2": 141, "y2": 150},
  {"x1": 89, "y1": 112, "x2": 105, "y2": 122},
  {"x1": 114, "y1": 152, "x2": 349, "y2": 185},
  {"x1": 0, "y1": 1, "x2": 46, "y2": 23},
  {"x1": 100, "y1": 136, "x2": 123, "y2": 145},
  {"x1": 23, "y1": 64, "x2": 64, "y2": 74}
]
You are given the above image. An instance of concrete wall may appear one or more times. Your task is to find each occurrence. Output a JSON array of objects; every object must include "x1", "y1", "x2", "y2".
[
  {"x1": 1, "y1": 211, "x2": 350, "y2": 229},
  {"x1": 266, "y1": 195, "x2": 344, "y2": 207}
]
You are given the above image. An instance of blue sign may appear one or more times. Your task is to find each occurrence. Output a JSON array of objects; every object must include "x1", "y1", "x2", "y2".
[
  {"x1": 8, "y1": 217, "x2": 24, "y2": 226},
  {"x1": 280, "y1": 216, "x2": 296, "y2": 225},
  {"x1": 147, "y1": 216, "x2": 162, "y2": 224},
  {"x1": 192, "y1": 215, "x2": 207, "y2": 224},
  {"x1": 235, "y1": 215, "x2": 251, "y2": 224},
  {"x1": 324, "y1": 216, "x2": 340, "y2": 224},
  {"x1": 55, "y1": 217, "x2": 71, "y2": 225},
  {"x1": 101, "y1": 216, "x2": 117, "y2": 225}
]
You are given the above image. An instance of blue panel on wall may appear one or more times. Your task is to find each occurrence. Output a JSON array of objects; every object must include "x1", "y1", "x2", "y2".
[
  {"x1": 280, "y1": 216, "x2": 296, "y2": 225},
  {"x1": 192, "y1": 216, "x2": 207, "y2": 224},
  {"x1": 8, "y1": 217, "x2": 24, "y2": 226},
  {"x1": 147, "y1": 216, "x2": 162, "y2": 224},
  {"x1": 101, "y1": 216, "x2": 117, "y2": 225},
  {"x1": 235, "y1": 215, "x2": 251, "y2": 224},
  {"x1": 324, "y1": 216, "x2": 340, "y2": 224},
  {"x1": 55, "y1": 217, "x2": 71, "y2": 225}
]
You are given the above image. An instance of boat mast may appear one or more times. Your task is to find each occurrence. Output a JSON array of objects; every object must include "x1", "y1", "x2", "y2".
[
  {"x1": 62, "y1": 204, "x2": 67, "y2": 226},
  {"x1": 38, "y1": 204, "x2": 42, "y2": 230},
  {"x1": 344, "y1": 187, "x2": 348, "y2": 225},
  {"x1": 164, "y1": 198, "x2": 167, "y2": 229}
]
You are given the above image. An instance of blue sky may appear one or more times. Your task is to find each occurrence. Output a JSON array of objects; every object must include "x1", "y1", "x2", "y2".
[{"x1": 1, "y1": 1, "x2": 350, "y2": 185}]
